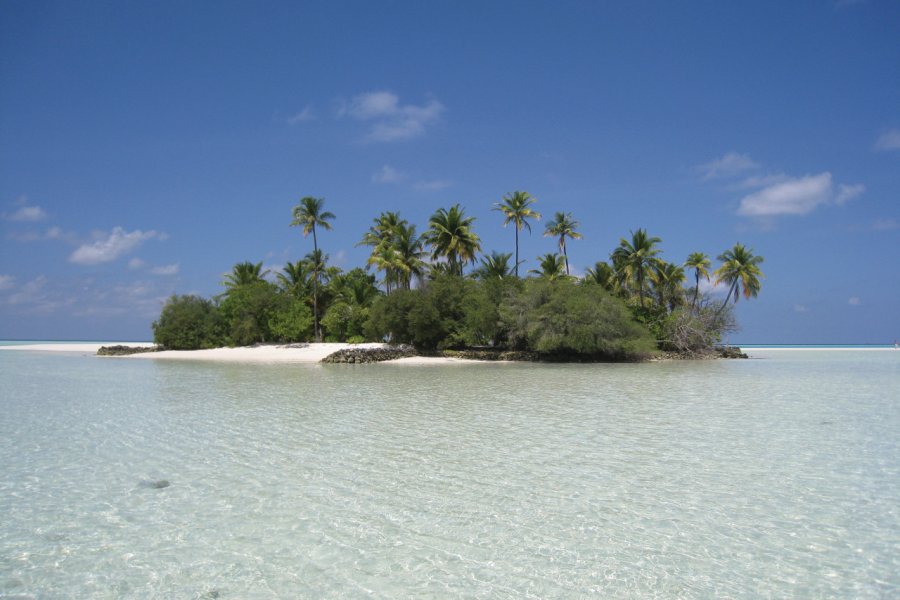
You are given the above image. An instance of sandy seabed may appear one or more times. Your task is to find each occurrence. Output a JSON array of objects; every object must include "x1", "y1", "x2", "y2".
[{"x1": 0, "y1": 342, "x2": 489, "y2": 365}]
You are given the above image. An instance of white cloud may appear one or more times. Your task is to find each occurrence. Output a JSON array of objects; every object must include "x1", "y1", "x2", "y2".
[
  {"x1": 698, "y1": 278, "x2": 728, "y2": 296},
  {"x1": 287, "y1": 105, "x2": 315, "y2": 125},
  {"x1": 793, "y1": 304, "x2": 809, "y2": 313},
  {"x1": 875, "y1": 129, "x2": 900, "y2": 151},
  {"x1": 339, "y1": 90, "x2": 444, "y2": 142},
  {"x1": 150, "y1": 263, "x2": 180, "y2": 276},
  {"x1": 372, "y1": 165, "x2": 406, "y2": 184},
  {"x1": 848, "y1": 296, "x2": 861, "y2": 306},
  {"x1": 5, "y1": 205, "x2": 48, "y2": 222},
  {"x1": 697, "y1": 152, "x2": 759, "y2": 180},
  {"x1": 0, "y1": 275, "x2": 14, "y2": 291},
  {"x1": 737, "y1": 172, "x2": 864, "y2": 217},
  {"x1": 128, "y1": 257, "x2": 146, "y2": 270},
  {"x1": 69, "y1": 227, "x2": 164, "y2": 265}
]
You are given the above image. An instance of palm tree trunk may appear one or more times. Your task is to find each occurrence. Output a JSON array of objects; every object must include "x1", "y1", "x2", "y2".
[
  {"x1": 716, "y1": 281, "x2": 737, "y2": 316},
  {"x1": 637, "y1": 267, "x2": 645, "y2": 307},
  {"x1": 691, "y1": 271, "x2": 700, "y2": 311},
  {"x1": 514, "y1": 229, "x2": 519, "y2": 277},
  {"x1": 312, "y1": 226, "x2": 320, "y2": 342},
  {"x1": 562, "y1": 238, "x2": 569, "y2": 275}
]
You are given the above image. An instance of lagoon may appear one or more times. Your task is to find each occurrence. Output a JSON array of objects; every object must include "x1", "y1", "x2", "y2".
[{"x1": 1, "y1": 347, "x2": 898, "y2": 597}]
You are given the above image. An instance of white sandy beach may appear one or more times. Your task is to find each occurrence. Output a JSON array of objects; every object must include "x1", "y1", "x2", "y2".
[{"x1": 0, "y1": 342, "x2": 490, "y2": 364}]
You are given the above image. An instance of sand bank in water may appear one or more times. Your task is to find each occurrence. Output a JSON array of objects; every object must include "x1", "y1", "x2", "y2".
[{"x1": 1, "y1": 342, "x2": 493, "y2": 364}]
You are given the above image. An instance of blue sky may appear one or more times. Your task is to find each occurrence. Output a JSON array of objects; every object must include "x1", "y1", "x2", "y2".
[{"x1": 1, "y1": 0, "x2": 898, "y2": 343}]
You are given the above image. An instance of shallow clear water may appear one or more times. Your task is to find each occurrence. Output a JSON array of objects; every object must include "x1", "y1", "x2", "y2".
[{"x1": 1, "y1": 349, "x2": 898, "y2": 598}]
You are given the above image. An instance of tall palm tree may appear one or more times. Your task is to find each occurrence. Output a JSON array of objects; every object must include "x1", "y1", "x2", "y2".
[
  {"x1": 650, "y1": 261, "x2": 687, "y2": 312},
  {"x1": 291, "y1": 197, "x2": 335, "y2": 341},
  {"x1": 493, "y1": 191, "x2": 540, "y2": 277},
  {"x1": 714, "y1": 243, "x2": 764, "y2": 313},
  {"x1": 584, "y1": 261, "x2": 617, "y2": 293},
  {"x1": 543, "y1": 211, "x2": 582, "y2": 275},
  {"x1": 610, "y1": 229, "x2": 662, "y2": 307},
  {"x1": 425, "y1": 204, "x2": 482, "y2": 276},
  {"x1": 222, "y1": 261, "x2": 267, "y2": 292},
  {"x1": 528, "y1": 253, "x2": 567, "y2": 281},
  {"x1": 472, "y1": 251, "x2": 514, "y2": 280},
  {"x1": 684, "y1": 252, "x2": 711, "y2": 311}
]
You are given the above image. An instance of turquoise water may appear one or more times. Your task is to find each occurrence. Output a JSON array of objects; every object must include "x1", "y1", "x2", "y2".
[{"x1": 1, "y1": 349, "x2": 898, "y2": 598}]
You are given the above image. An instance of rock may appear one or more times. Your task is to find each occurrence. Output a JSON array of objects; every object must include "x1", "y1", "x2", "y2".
[
  {"x1": 440, "y1": 349, "x2": 541, "y2": 362},
  {"x1": 321, "y1": 345, "x2": 418, "y2": 363},
  {"x1": 717, "y1": 346, "x2": 748, "y2": 359},
  {"x1": 97, "y1": 345, "x2": 162, "y2": 356},
  {"x1": 139, "y1": 479, "x2": 171, "y2": 489}
]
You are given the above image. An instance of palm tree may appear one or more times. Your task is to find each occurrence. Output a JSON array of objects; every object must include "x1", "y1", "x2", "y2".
[
  {"x1": 392, "y1": 222, "x2": 426, "y2": 290},
  {"x1": 329, "y1": 268, "x2": 381, "y2": 307},
  {"x1": 684, "y1": 252, "x2": 711, "y2": 311},
  {"x1": 650, "y1": 261, "x2": 687, "y2": 312},
  {"x1": 291, "y1": 197, "x2": 335, "y2": 341},
  {"x1": 472, "y1": 251, "x2": 515, "y2": 280},
  {"x1": 610, "y1": 229, "x2": 662, "y2": 307},
  {"x1": 714, "y1": 243, "x2": 764, "y2": 313},
  {"x1": 543, "y1": 211, "x2": 582, "y2": 275},
  {"x1": 358, "y1": 211, "x2": 405, "y2": 250},
  {"x1": 425, "y1": 204, "x2": 482, "y2": 276},
  {"x1": 222, "y1": 261, "x2": 267, "y2": 292},
  {"x1": 493, "y1": 191, "x2": 541, "y2": 277},
  {"x1": 276, "y1": 260, "x2": 311, "y2": 299},
  {"x1": 367, "y1": 244, "x2": 401, "y2": 294},
  {"x1": 528, "y1": 253, "x2": 567, "y2": 281},
  {"x1": 584, "y1": 261, "x2": 617, "y2": 293}
]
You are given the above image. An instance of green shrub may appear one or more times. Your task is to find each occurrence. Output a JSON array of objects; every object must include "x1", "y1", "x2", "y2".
[
  {"x1": 500, "y1": 279, "x2": 656, "y2": 360},
  {"x1": 219, "y1": 281, "x2": 281, "y2": 346},
  {"x1": 268, "y1": 296, "x2": 314, "y2": 342},
  {"x1": 152, "y1": 295, "x2": 224, "y2": 350}
]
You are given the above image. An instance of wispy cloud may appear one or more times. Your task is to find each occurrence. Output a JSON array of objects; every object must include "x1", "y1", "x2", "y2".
[
  {"x1": 4, "y1": 204, "x2": 48, "y2": 222},
  {"x1": 372, "y1": 165, "x2": 406, "y2": 184},
  {"x1": 697, "y1": 152, "x2": 759, "y2": 180},
  {"x1": 737, "y1": 172, "x2": 864, "y2": 217},
  {"x1": 793, "y1": 304, "x2": 809, "y2": 313},
  {"x1": 698, "y1": 278, "x2": 728, "y2": 296},
  {"x1": 69, "y1": 227, "x2": 165, "y2": 265},
  {"x1": 150, "y1": 263, "x2": 180, "y2": 276},
  {"x1": 372, "y1": 164, "x2": 452, "y2": 191},
  {"x1": 875, "y1": 129, "x2": 900, "y2": 151},
  {"x1": 413, "y1": 179, "x2": 452, "y2": 192},
  {"x1": 287, "y1": 105, "x2": 315, "y2": 125},
  {"x1": 339, "y1": 90, "x2": 444, "y2": 142},
  {"x1": 834, "y1": 183, "x2": 865, "y2": 205},
  {"x1": 0, "y1": 275, "x2": 14, "y2": 291},
  {"x1": 8, "y1": 226, "x2": 79, "y2": 243},
  {"x1": 848, "y1": 296, "x2": 861, "y2": 306},
  {"x1": 872, "y1": 217, "x2": 899, "y2": 231}
]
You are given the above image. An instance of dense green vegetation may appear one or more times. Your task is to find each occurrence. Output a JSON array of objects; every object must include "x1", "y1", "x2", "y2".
[{"x1": 152, "y1": 193, "x2": 765, "y2": 359}]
